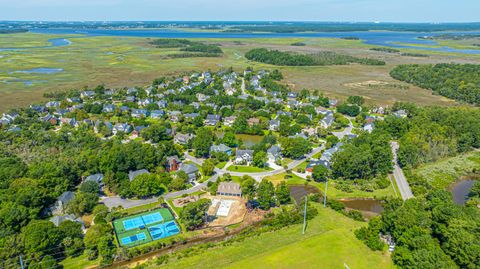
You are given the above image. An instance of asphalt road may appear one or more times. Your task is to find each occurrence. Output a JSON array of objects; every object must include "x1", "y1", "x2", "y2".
[
  {"x1": 102, "y1": 145, "x2": 325, "y2": 209},
  {"x1": 390, "y1": 141, "x2": 414, "y2": 200}
]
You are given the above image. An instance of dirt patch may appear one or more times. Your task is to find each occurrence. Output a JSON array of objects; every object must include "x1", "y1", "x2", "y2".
[
  {"x1": 172, "y1": 195, "x2": 200, "y2": 207},
  {"x1": 205, "y1": 195, "x2": 247, "y2": 227}
]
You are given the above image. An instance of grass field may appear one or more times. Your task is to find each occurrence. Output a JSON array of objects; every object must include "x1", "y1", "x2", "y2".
[
  {"x1": 266, "y1": 173, "x2": 397, "y2": 199},
  {"x1": 2, "y1": 32, "x2": 479, "y2": 112},
  {"x1": 227, "y1": 165, "x2": 273, "y2": 173},
  {"x1": 413, "y1": 151, "x2": 480, "y2": 189},
  {"x1": 148, "y1": 204, "x2": 394, "y2": 269}
]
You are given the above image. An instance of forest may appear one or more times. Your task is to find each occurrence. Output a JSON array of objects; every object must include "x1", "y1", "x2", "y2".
[
  {"x1": 390, "y1": 64, "x2": 480, "y2": 105},
  {"x1": 356, "y1": 191, "x2": 480, "y2": 269},
  {"x1": 245, "y1": 48, "x2": 385, "y2": 66},
  {"x1": 150, "y1": 39, "x2": 223, "y2": 54}
]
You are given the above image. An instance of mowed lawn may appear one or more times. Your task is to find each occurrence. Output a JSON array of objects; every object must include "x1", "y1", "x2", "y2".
[{"x1": 150, "y1": 205, "x2": 394, "y2": 269}]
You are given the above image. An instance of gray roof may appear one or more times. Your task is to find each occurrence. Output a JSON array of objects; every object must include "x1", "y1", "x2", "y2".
[
  {"x1": 180, "y1": 163, "x2": 199, "y2": 175},
  {"x1": 210, "y1": 144, "x2": 231, "y2": 153},
  {"x1": 236, "y1": 150, "x2": 254, "y2": 158},
  {"x1": 128, "y1": 169, "x2": 150, "y2": 181},
  {"x1": 217, "y1": 182, "x2": 242, "y2": 195},
  {"x1": 267, "y1": 145, "x2": 281, "y2": 156},
  {"x1": 85, "y1": 173, "x2": 103, "y2": 184},
  {"x1": 58, "y1": 191, "x2": 75, "y2": 204},
  {"x1": 50, "y1": 214, "x2": 84, "y2": 227}
]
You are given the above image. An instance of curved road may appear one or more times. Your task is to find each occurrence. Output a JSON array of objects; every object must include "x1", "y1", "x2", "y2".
[{"x1": 102, "y1": 145, "x2": 324, "y2": 209}]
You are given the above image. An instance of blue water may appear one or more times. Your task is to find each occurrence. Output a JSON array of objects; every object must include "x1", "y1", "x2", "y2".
[
  {"x1": 15, "y1": 68, "x2": 64, "y2": 74},
  {"x1": 28, "y1": 28, "x2": 480, "y2": 55},
  {"x1": 0, "y1": 38, "x2": 71, "y2": 52}
]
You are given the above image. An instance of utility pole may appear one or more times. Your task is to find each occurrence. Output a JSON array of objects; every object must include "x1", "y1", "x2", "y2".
[
  {"x1": 19, "y1": 255, "x2": 25, "y2": 269},
  {"x1": 302, "y1": 196, "x2": 307, "y2": 235},
  {"x1": 323, "y1": 179, "x2": 328, "y2": 208}
]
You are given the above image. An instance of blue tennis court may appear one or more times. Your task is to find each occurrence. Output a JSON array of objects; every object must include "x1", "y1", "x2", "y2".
[
  {"x1": 149, "y1": 224, "x2": 167, "y2": 240},
  {"x1": 123, "y1": 217, "x2": 144, "y2": 231},
  {"x1": 149, "y1": 221, "x2": 180, "y2": 240},
  {"x1": 165, "y1": 221, "x2": 180, "y2": 234},
  {"x1": 142, "y1": 212, "x2": 163, "y2": 225},
  {"x1": 121, "y1": 232, "x2": 147, "y2": 245}
]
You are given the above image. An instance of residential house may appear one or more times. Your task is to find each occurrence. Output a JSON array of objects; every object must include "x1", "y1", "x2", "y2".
[
  {"x1": 247, "y1": 117, "x2": 260, "y2": 127},
  {"x1": 235, "y1": 150, "x2": 254, "y2": 165},
  {"x1": 60, "y1": 118, "x2": 77, "y2": 127},
  {"x1": 302, "y1": 127, "x2": 317, "y2": 136},
  {"x1": 80, "y1": 91, "x2": 95, "y2": 99},
  {"x1": 40, "y1": 114, "x2": 58, "y2": 125},
  {"x1": 84, "y1": 173, "x2": 104, "y2": 186},
  {"x1": 210, "y1": 144, "x2": 232, "y2": 156},
  {"x1": 66, "y1": 97, "x2": 81, "y2": 103},
  {"x1": 157, "y1": 100, "x2": 168, "y2": 108},
  {"x1": 50, "y1": 214, "x2": 85, "y2": 230},
  {"x1": 1, "y1": 112, "x2": 19, "y2": 124},
  {"x1": 131, "y1": 109, "x2": 148, "y2": 118},
  {"x1": 320, "y1": 111, "x2": 334, "y2": 129},
  {"x1": 112, "y1": 123, "x2": 132, "y2": 134},
  {"x1": 393, "y1": 109, "x2": 408, "y2": 118},
  {"x1": 205, "y1": 114, "x2": 221, "y2": 126},
  {"x1": 180, "y1": 164, "x2": 199, "y2": 182},
  {"x1": 125, "y1": 96, "x2": 136, "y2": 102},
  {"x1": 305, "y1": 159, "x2": 330, "y2": 173},
  {"x1": 363, "y1": 123, "x2": 374, "y2": 133},
  {"x1": 174, "y1": 133, "x2": 195, "y2": 145},
  {"x1": 168, "y1": 111, "x2": 182, "y2": 123},
  {"x1": 217, "y1": 182, "x2": 242, "y2": 197},
  {"x1": 150, "y1": 110, "x2": 165, "y2": 119},
  {"x1": 224, "y1": 116, "x2": 237, "y2": 127},
  {"x1": 46, "y1": 101, "x2": 61, "y2": 108},
  {"x1": 127, "y1": 88, "x2": 137, "y2": 95},
  {"x1": 138, "y1": 98, "x2": 153, "y2": 107},
  {"x1": 102, "y1": 104, "x2": 116, "y2": 113},
  {"x1": 267, "y1": 145, "x2": 282, "y2": 163},
  {"x1": 30, "y1": 105, "x2": 46, "y2": 113},
  {"x1": 128, "y1": 169, "x2": 150, "y2": 181},
  {"x1": 51, "y1": 191, "x2": 75, "y2": 215},
  {"x1": 131, "y1": 126, "x2": 147, "y2": 138},
  {"x1": 184, "y1": 113, "x2": 200, "y2": 121},
  {"x1": 329, "y1": 99, "x2": 338, "y2": 107},
  {"x1": 268, "y1": 119, "x2": 280, "y2": 131},
  {"x1": 166, "y1": 156, "x2": 181, "y2": 172}
]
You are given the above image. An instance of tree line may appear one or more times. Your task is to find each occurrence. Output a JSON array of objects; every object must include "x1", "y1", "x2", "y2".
[
  {"x1": 245, "y1": 48, "x2": 385, "y2": 66},
  {"x1": 390, "y1": 64, "x2": 480, "y2": 105}
]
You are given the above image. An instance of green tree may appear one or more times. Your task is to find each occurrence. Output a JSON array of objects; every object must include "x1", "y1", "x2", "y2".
[
  {"x1": 22, "y1": 220, "x2": 63, "y2": 255},
  {"x1": 281, "y1": 137, "x2": 312, "y2": 159},
  {"x1": 275, "y1": 181, "x2": 291, "y2": 204},
  {"x1": 240, "y1": 176, "x2": 257, "y2": 201},
  {"x1": 202, "y1": 159, "x2": 215, "y2": 176},
  {"x1": 257, "y1": 179, "x2": 275, "y2": 210},
  {"x1": 312, "y1": 165, "x2": 329, "y2": 182},
  {"x1": 193, "y1": 128, "x2": 213, "y2": 157},
  {"x1": 253, "y1": 151, "x2": 267, "y2": 168},
  {"x1": 79, "y1": 181, "x2": 100, "y2": 194},
  {"x1": 67, "y1": 192, "x2": 99, "y2": 216},
  {"x1": 130, "y1": 173, "x2": 166, "y2": 198},
  {"x1": 180, "y1": 198, "x2": 211, "y2": 230}
]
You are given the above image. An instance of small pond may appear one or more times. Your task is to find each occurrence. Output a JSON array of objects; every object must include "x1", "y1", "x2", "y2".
[
  {"x1": 289, "y1": 185, "x2": 321, "y2": 205},
  {"x1": 340, "y1": 199, "x2": 384, "y2": 214},
  {"x1": 15, "y1": 68, "x2": 64, "y2": 74},
  {"x1": 450, "y1": 180, "x2": 476, "y2": 205}
]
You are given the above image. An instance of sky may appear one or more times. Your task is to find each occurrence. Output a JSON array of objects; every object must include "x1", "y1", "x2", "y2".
[{"x1": 0, "y1": 0, "x2": 478, "y2": 22}]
